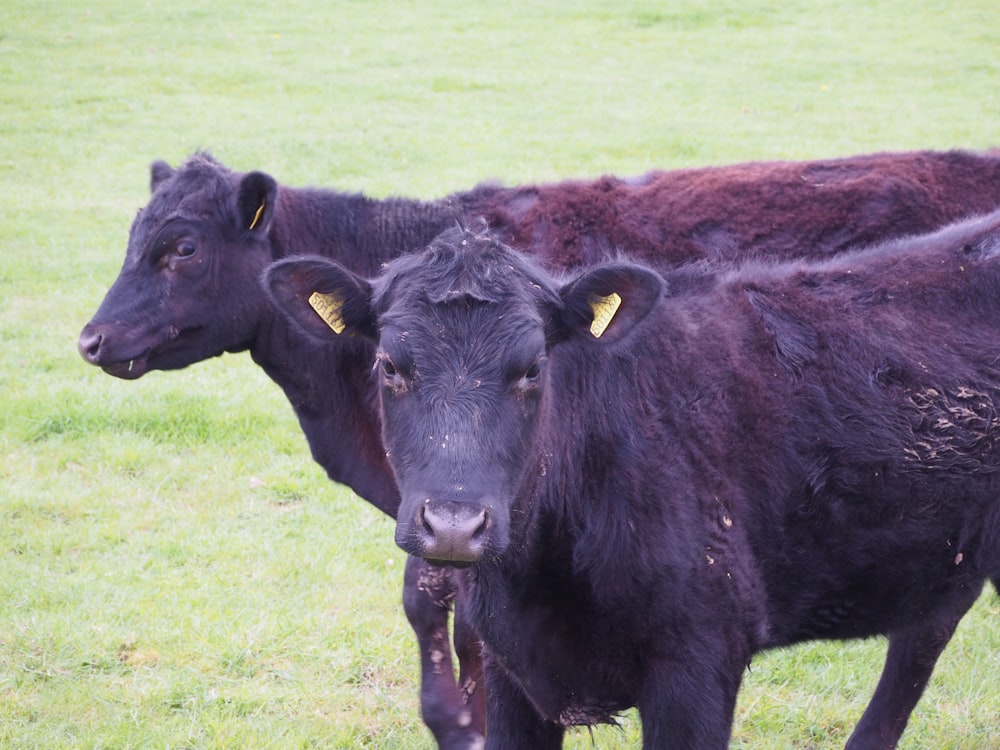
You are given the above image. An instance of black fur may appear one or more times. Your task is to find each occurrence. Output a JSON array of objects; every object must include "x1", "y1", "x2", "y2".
[
  {"x1": 277, "y1": 219, "x2": 1000, "y2": 749},
  {"x1": 82, "y1": 150, "x2": 1000, "y2": 749}
]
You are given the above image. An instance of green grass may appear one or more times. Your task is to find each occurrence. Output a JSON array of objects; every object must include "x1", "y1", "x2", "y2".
[{"x1": 2, "y1": 0, "x2": 999, "y2": 746}]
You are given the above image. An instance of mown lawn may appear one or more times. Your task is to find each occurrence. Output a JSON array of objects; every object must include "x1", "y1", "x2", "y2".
[{"x1": 2, "y1": 0, "x2": 998, "y2": 747}]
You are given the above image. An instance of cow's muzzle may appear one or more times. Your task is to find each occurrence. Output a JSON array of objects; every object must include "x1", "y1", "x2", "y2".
[
  {"x1": 404, "y1": 498, "x2": 491, "y2": 565},
  {"x1": 78, "y1": 326, "x2": 150, "y2": 379}
]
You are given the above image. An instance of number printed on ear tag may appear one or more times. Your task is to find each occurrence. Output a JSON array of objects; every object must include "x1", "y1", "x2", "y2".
[
  {"x1": 309, "y1": 291, "x2": 346, "y2": 334},
  {"x1": 589, "y1": 292, "x2": 622, "y2": 338}
]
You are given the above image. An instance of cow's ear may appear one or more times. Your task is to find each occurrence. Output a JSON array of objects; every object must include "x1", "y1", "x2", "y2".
[
  {"x1": 556, "y1": 263, "x2": 663, "y2": 345},
  {"x1": 150, "y1": 160, "x2": 175, "y2": 192},
  {"x1": 237, "y1": 171, "x2": 279, "y2": 236},
  {"x1": 264, "y1": 257, "x2": 377, "y2": 341}
]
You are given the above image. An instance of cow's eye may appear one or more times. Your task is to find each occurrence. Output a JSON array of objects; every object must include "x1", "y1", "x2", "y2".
[
  {"x1": 175, "y1": 240, "x2": 197, "y2": 258},
  {"x1": 515, "y1": 360, "x2": 542, "y2": 389},
  {"x1": 379, "y1": 355, "x2": 407, "y2": 382},
  {"x1": 376, "y1": 348, "x2": 411, "y2": 392}
]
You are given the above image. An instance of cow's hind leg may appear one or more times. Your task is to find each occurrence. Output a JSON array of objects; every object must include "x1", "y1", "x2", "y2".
[
  {"x1": 402, "y1": 556, "x2": 485, "y2": 750},
  {"x1": 844, "y1": 584, "x2": 982, "y2": 750}
]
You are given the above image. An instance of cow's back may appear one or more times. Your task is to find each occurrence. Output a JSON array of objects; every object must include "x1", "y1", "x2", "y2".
[{"x1": 468, "y1": 149, "x2": 1000, "y2": 270}]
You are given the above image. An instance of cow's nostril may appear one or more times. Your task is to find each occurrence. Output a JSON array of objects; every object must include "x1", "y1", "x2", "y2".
[
  {"x1": 78, "y1": 331, "x2": 104, "y2": 363},
  {"x1": 419, "y1": 499, "x2": 434, "y2": 534},
  {"x1": 470, "y1": 508, "x2": 489, "y2": 539}
]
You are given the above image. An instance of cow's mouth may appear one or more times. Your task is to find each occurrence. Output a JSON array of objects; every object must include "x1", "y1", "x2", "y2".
[
  {"x1": 425, "y1": 557, "x2": 475, "y2": 570},
  {"x1": 101, "y1": 355, "x2": 150, "y2": 380},
  {"x1": 87, "y1": 325, "x2": 208, "y2": 380}
]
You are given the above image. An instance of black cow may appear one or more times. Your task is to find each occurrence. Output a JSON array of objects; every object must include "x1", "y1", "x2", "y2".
[
  {"x1": 266, "y1": 218, "x2": 1000, "y2": 750},
  {"x1": 79, "y1": 151, "x2": 1000, "y2": 748}
]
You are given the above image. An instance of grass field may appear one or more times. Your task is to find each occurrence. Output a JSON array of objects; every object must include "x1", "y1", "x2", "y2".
[{"x1": 2, "y1": 0, "x2": 999, "y2": 747}]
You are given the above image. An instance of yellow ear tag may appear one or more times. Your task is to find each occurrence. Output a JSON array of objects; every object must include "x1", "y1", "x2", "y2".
[
  {"x1": 249, "y1": 199, "x2": 266, "y2": 231},
  {"x1": 308, "y1": 291, "x2": 347, "y2": 334},
  {"x1": 588, "y1": 292, "x2": 622, "y2": 338}
]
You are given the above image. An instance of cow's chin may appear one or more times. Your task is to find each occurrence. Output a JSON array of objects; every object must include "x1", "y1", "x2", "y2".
[
  {"x1": 400, "y1": 541, "x2": 483, "y2": 569},
  {"x1": 395, "y1": 532, "x2": 485, "y2": 569},
  {"x1": 101, "y1": 357, "x2": 151, "y2": 380}
]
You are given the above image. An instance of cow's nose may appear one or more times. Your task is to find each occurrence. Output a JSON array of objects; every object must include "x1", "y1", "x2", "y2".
[
  {"x1": 78, "y1": 329, "x2": 105, "y2": 364},
  {"x1": 418, "y1": 499, "x2": 490, "y2": 564}
]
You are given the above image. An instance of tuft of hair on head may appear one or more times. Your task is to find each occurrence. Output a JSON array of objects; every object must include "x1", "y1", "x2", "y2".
[
  {"x1": 450, "y1": 216, "x2": 492, "y2": 242},
  {"x1": 186, "y1": 150, "x2": 223, "y2": 169}
]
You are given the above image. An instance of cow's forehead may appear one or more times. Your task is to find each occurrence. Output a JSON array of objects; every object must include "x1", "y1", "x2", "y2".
[
  {"x1": 374, "y1": 232, "x2": 557, "y2": 366},
  {"x1": 128, "y1": 159, "x2": 236, "y2": 253},
  {"x1": 376, "y1": 229, "x2": 560, "y2": 315},
  {"x1": 379, "y1": 303, "x2": 548, "y2": 387},
  {"x1": 383, "y1": 295, "x2": 545, "y2": 343}
]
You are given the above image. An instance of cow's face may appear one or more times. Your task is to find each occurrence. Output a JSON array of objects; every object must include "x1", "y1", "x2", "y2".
[
  {"x1": 78, "y1": 155, "x2": 277, "y2": 378},
  {"x1": 266, "y1": 227, "x2": 663, "y2": 565}
]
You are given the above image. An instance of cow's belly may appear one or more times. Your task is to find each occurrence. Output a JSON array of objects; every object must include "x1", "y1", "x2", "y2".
[{"x1": 767, "y1": 541, "x2": 986, "y2": 645}]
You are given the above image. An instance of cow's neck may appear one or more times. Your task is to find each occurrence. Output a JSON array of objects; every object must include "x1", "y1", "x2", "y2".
[
  {"x1": 495, "y1": 384, "x2": 679, "y2": 598},
  {"x1": 268, "y1": 185, "x2": 478, "y2": 272},
  {"x1": 249, "y1": 309, "x2": 399, "y2": 515},
  {"x1": 245, "y1": 185, "x2": 476, "y2": 516}
]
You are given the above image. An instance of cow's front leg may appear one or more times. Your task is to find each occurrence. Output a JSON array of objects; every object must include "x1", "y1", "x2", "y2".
[
  {"x1": 845, "y1": 584, "x2": 981, "y2": 750},
  {"x1": 484, "y1": 656, "x2": 564, "y2": 750},
  {"x1": 452, "y1": 590, "x2": 486, "y2": 740},
  {"x1": 402, "y1": 556, "x2": 485, "y2": 750},
  {"x1": 636, "y1": 645, "x2": 744, "y2": 750}
]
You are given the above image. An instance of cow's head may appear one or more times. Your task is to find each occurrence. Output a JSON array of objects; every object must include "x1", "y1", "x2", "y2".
[
  {"x1": 78, "y1": 153, "x2": 278, "y2": 378},
  {"x1": 265, "y1": 225, "x2": 663, "y2": 565}
]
